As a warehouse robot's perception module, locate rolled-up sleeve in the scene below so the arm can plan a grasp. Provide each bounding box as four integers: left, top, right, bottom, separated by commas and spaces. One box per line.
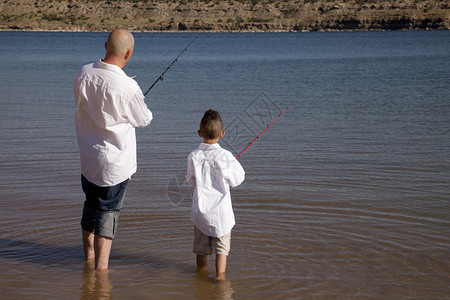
127, 92, 153, 128
224, 153, 245, 187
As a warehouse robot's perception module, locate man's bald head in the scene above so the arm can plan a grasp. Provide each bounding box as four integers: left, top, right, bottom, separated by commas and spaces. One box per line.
104, 29, 135, 68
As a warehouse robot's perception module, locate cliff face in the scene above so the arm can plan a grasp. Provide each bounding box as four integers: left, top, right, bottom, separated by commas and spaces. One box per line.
1, 0, 448, 32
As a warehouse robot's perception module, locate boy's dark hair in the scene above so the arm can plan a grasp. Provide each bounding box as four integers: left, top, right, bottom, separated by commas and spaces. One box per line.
200, 109, 223, 140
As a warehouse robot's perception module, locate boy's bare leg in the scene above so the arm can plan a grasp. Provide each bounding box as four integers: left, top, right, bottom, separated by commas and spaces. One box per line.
196, 254, 208, 272
82, 229, 95, 261
215, 254, 227, 281
95, 235, 113, 270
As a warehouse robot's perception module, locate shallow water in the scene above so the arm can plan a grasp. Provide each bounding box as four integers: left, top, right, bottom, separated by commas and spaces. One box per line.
0, 30, 449, 299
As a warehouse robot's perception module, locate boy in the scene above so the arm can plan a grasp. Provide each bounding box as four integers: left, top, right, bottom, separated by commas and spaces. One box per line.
186, 109, 245, 281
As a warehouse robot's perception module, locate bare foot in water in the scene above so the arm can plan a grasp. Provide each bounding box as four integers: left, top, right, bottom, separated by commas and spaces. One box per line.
196, 254, 208, 273
196, 265, 208, 273
215, 272, 227, 282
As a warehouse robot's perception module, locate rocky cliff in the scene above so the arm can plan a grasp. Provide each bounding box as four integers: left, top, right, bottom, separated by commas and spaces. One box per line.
1, 0, 448, 32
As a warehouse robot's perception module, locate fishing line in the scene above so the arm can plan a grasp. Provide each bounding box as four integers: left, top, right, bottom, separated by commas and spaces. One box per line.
236, 103, 295, 159
144, 38, 197, 96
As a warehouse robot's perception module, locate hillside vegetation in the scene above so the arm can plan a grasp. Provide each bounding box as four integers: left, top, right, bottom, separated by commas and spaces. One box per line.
1, 0, 448, 32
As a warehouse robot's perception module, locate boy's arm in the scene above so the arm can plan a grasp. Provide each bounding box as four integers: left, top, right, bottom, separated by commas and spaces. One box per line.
224, 154, 245, 187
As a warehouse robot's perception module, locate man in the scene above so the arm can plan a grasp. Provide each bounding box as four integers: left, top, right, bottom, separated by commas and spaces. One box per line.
74, 29, 152, 270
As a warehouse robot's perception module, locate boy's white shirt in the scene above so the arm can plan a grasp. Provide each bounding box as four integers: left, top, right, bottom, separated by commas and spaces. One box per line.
186, 142, 245, 237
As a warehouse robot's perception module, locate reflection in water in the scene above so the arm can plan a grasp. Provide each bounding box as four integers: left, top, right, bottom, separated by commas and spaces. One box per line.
194, 271, 235, 300
80, 261, 113, 300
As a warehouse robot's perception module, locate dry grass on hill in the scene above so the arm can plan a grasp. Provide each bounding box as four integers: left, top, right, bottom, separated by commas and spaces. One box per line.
0, 0, 448, 32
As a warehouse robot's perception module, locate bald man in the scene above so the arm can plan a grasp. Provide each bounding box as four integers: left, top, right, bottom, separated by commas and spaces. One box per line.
74, 29, 152, 270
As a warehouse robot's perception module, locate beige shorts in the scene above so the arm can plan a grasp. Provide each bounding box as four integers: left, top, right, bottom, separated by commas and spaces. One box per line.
193, 226, 231, 256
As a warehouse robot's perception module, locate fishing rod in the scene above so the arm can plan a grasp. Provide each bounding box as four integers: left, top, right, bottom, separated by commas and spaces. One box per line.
143, 38, 197, 96
236, 103, 295, 159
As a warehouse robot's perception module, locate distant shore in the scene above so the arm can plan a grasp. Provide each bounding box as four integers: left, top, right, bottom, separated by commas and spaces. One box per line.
1, 0, 448, 32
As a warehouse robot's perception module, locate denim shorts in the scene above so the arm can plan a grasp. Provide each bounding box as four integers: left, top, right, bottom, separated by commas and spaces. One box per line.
193, 226, 231, 256
80, 174, 129, 239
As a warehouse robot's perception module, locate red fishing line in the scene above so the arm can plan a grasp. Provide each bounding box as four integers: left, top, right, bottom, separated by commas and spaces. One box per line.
236, 103, 294, 159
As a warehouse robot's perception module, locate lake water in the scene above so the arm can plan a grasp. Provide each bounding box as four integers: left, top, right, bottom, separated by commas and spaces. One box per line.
0, 30, 449, 299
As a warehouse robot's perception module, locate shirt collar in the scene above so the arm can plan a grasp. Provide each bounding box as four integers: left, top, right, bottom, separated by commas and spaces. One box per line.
198, 142, 222, 151
94, 59, 126, 76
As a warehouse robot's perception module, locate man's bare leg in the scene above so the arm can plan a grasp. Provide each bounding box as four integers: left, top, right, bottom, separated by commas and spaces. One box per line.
82, 229, 95, 261
95, 235, 113, 270
215, 254, 227, 281
196, 254, 208, 272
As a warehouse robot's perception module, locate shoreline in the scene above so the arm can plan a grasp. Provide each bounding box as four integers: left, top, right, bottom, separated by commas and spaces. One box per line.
1, 27, 448, 34
1, 0, 448, 33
